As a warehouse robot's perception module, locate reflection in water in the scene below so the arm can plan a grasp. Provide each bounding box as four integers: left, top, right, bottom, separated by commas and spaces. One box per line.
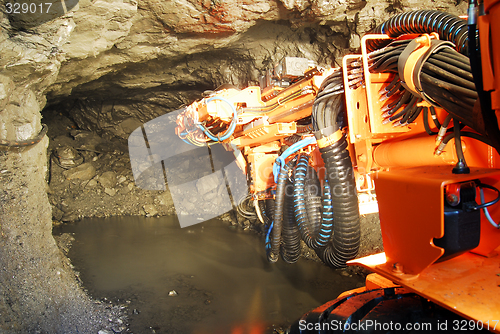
54, 216, 364, 333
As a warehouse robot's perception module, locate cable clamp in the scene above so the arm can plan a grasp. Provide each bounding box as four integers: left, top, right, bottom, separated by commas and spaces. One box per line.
398, 34, 455, 107
316, 129, 343, 149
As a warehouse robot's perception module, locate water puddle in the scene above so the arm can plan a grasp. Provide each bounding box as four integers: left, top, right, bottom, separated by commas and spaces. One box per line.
54, 216, 364, 333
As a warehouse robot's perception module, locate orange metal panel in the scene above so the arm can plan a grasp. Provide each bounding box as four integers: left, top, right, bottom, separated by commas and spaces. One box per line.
247, 152, 278, 194
350, 250, 500, 332
365, 273, 397, 290
481, 0, 500, 112
232, 122, 297, 148
336, 287, 367, 299
374, 166, 500, 275
372, 135, 499, 168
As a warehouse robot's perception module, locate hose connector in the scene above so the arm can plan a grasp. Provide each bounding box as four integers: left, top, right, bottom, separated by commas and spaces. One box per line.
435, 125, 448, 145
468, 0, 478, 25
434, 141, 447, 156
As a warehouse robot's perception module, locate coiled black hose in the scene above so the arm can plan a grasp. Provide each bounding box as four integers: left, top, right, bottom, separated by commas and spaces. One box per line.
368, 10, 469, 55
281, 177, 301, 264
293, 155, 334, 250
310, 68, 361, 267
305, 164, 322, 235
312, 71, 344, 131
316, 134, 361, 268
268, 157, 297, 263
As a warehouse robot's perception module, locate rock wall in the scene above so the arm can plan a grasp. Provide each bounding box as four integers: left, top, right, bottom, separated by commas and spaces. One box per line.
0, 0, 466, 332
39, 0, 466, 136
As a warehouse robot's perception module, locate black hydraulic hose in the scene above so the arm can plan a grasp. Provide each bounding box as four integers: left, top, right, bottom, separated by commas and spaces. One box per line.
259, 200, 271, 227
379, 76, 401, 95
389, 95, 418, 122
294, 155, 315, 248
425, 57, 474, 82
389, 90, 412, 112
430, 106, 442, 129
441, 47, 471, 62
313, 72, 345, 131
442, 130, 493, 147
315, 134, 361, 268
420, 77, 476, 109
305, 164, 322, 235
281, 177, 301, 264
454, 120, 466, 162
318, 181, 334, 248
420, 79, 477, 108
368, 10, 469, 55
369, 47, 407, 70
431, 53, 472, 72
373, 55, 400, 73
305, 197, 322, 236
400, 105, 422, 125
451, 119, 470, 174
293, 155, 334, 250
268, 157, 296, 263
423, 107, 438, 135
325, 95, 345, 129
421, 65, 477, 94
264, 199, 275, 230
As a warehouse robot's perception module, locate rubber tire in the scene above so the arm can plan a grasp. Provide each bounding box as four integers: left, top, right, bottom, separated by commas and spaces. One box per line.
288, 287, 489, 333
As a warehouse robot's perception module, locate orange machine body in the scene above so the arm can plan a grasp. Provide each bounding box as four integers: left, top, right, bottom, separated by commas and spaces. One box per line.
340, 30, 500, 332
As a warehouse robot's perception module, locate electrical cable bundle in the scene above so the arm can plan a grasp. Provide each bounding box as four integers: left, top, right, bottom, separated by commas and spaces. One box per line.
178, 97, 238, 147
368, 38, 479, 130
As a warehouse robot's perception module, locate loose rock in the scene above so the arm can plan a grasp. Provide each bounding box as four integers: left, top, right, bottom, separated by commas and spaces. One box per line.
143, 204, 158, 216
62, 163, 97, 181
104, 188, 117, 196
99, 171, 118, 189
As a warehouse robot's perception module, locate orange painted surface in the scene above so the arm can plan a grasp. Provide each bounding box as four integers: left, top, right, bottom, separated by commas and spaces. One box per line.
481, 0, 500, 114
374, 166, 500, 275
350, 250, 500, 333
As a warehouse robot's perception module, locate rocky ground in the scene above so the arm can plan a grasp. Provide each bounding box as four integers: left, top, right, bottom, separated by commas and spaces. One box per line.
44, 109, 176, 222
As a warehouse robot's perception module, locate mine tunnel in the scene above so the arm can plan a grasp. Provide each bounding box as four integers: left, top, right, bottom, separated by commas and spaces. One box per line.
2, 0, 500, 333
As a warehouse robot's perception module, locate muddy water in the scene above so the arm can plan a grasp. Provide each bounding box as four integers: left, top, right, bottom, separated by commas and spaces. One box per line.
54, 216, 364, 334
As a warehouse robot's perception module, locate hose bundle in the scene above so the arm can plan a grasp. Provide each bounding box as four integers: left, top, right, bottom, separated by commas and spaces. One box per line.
267, 157, 297, 263
367, 10, 469, 55
369, 38, 479, 130
293, 155, 333, 250
264, 68, 361, 268
312, 69, 345, 131
312, 69, 361, 268
281, 176, 302, 264
315, 135, 361, 267
262, 10, 488, 268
